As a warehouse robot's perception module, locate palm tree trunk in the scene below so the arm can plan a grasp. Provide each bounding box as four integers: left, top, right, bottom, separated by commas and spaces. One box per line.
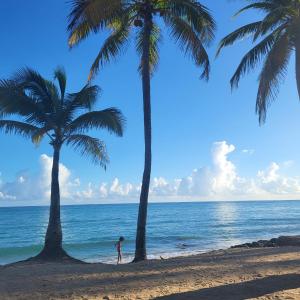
296, 41, 300, 99
133, 10, 153, 262
38, 144, 65, 259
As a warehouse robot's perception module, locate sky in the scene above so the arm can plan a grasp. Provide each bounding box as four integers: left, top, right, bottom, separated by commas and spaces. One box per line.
1, 0, 300, 206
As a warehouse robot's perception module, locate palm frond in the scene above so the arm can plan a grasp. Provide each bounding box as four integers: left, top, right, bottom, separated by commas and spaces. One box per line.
136, 23, 161, 75
68, 20, 94, 47
163, 0, 216, 45
165, 15, 210, 80
68, 0, 122, 47
88, 19, 131, 80
256, 32, 292, 123
60, 85, 100, 128
66, 134, 109, 168
64, 84, 99, 116
12, 67, 54, 111
216, 22, 262, 57
230, 27, 285, 89
234, 2, 278, 17
253, 10, 289, 41
0, 79, 48, 125
31, 126, 52, 145
54, 66, 67, 101
66, 108, 125, 136
0, 120, 40, 139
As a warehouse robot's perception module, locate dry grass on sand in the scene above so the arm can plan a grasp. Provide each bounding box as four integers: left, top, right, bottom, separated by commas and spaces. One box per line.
1, 247, 300, 299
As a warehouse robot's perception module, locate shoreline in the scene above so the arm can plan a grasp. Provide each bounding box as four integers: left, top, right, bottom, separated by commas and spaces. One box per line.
3, 235, 300, 267
1, 238, 300, 299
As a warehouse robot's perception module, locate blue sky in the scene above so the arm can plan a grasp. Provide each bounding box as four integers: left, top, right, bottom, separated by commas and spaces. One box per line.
1, 0, 300, 206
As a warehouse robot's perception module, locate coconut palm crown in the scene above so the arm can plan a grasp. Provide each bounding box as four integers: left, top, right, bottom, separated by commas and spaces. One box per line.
68, 0, 215, 80
67, 0, 215, 262
217, 0, 300, 123
0, 67, 125, 259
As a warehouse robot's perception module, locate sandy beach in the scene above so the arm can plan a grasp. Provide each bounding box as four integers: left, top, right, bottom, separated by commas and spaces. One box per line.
1, 246, 300, 300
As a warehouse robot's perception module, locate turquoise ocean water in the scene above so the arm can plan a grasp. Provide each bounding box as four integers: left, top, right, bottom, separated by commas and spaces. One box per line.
1, 201, 300, 265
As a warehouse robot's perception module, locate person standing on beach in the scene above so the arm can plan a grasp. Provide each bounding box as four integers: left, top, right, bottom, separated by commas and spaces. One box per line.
115, 237, 124, 264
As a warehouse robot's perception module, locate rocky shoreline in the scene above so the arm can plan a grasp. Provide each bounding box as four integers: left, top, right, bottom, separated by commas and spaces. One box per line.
231, 235, 300, 249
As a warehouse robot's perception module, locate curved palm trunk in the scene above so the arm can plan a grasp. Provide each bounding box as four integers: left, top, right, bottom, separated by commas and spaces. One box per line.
134, 11, 153, 262
296, 41, 300, 99
39, 144, 65, 259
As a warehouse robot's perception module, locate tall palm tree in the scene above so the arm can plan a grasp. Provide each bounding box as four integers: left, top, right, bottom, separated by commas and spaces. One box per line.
0, 67, 125, 259
67, 0, 215, 262
217, 0, 300, 123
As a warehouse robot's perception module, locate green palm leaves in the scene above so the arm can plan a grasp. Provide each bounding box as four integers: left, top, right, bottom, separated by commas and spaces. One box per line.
0, 67, 125, 167
67, 0, 216, 80
217, 0, 300, 123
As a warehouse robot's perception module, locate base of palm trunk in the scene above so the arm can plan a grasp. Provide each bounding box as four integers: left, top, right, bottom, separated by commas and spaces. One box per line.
132, 258, 146, 263
35, 246, 68, 260
29, 246, 81, 263
132, 253, 147, 263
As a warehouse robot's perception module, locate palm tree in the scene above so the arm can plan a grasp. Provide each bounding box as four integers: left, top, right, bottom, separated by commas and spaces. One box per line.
217, 0, 300, 123
0, 67, 125, 260
67, 0, 215, 262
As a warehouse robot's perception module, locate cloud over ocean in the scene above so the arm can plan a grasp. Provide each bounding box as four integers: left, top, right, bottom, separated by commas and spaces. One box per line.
1, 141, 300, 206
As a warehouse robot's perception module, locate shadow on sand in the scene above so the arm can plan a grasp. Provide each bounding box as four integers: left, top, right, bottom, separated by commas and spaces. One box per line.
155, 273, 300, 300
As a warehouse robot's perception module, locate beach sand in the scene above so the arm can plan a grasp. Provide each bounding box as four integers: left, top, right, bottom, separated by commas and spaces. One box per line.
1, 247, 300, 299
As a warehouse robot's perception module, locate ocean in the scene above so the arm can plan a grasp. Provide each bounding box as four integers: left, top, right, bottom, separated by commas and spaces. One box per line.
1, 201, 300, 265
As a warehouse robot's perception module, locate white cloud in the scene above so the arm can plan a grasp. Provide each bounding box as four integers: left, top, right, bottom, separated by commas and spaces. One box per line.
1, 141, 300, 206
211, 142, 237, 192
258, 162, 280, 184
242, 149, 255, 155
282, 160, 294, 168
177, 142, 239, 198
257, 162, 300, 195
0, 191, 16, 201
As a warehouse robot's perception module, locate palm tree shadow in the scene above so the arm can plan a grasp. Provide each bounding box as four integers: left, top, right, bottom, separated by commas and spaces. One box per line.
155, 274, 300, 300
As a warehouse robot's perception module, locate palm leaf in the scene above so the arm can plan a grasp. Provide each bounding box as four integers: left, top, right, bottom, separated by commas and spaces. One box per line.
233, 2, 278, 17
66, 134, 109, 167
165, 15, 210, 79
0, 120, 40, 139
256, 32, 292, 123
230, 26, 286, 89
12, 68, 54, 112
216, 22, 262, 57
88, 19, 131, 80
68, 0, 122, 47
66, 108, 125, 136
54, 67, 67, 101
0, 79, 48, 126
68, 20, 95, 47
31, 126, 52, 145
163, 0, 216, 45
253, 10, 289, 41
136, 23, 161, 75
63, 84, 100, 123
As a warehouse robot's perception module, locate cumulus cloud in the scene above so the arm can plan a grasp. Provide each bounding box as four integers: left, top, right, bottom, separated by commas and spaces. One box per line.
257, 162, 300, 195
176, 142, 240, 198
0, 155, 80, 206
1, 141, 300, 206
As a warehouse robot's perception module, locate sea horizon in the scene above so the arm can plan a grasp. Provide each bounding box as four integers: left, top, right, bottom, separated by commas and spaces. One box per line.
1, 198, 300, 209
